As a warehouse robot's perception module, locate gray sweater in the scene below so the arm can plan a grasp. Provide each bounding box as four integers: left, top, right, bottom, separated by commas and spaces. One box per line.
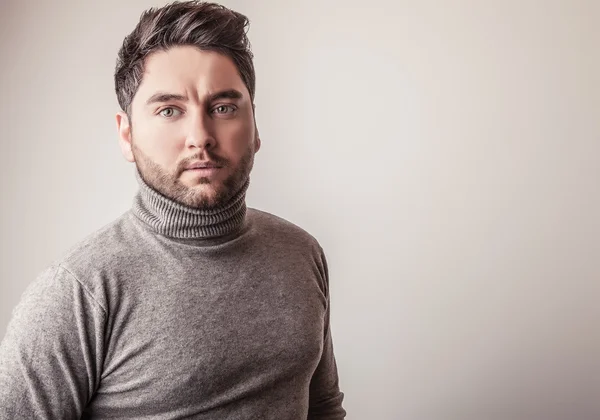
0, 172, 346, 419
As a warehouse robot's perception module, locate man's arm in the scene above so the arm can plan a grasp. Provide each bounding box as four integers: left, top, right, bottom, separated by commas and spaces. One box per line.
308, 250, 346, 420
0, 265, 105, 419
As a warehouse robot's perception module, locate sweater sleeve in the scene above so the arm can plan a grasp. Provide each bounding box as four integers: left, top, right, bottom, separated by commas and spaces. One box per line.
0, 265, 106, 419
308, 250, 346, 420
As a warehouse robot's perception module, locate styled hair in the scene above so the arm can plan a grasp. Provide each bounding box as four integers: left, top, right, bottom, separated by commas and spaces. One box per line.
114, 1, 255, 113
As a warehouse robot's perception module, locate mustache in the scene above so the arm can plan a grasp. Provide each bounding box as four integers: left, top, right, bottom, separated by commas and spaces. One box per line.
177, 152, 229, 172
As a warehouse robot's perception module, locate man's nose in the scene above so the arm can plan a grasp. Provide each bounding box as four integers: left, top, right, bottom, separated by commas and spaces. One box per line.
185, 114, 216, 150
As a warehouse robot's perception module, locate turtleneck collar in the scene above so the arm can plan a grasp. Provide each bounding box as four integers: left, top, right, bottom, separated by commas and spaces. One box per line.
131, 169, 248, 239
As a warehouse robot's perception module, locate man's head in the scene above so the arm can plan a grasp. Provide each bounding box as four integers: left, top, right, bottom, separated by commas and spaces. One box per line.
114, 1, 260, 209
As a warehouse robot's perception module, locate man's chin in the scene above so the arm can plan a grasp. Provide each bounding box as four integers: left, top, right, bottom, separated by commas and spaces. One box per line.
178, 184, 225, 209
183, 177, 213, 187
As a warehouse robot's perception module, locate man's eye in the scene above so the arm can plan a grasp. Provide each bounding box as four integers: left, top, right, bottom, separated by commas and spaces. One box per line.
159, 108, 182, 118
213, 105, 235, 115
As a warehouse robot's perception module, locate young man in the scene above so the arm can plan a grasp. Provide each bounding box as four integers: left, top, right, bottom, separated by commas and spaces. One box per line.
0, 2, 346, 418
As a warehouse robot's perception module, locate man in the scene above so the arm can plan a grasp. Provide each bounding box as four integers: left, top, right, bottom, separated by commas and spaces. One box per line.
0, 1, 346, 418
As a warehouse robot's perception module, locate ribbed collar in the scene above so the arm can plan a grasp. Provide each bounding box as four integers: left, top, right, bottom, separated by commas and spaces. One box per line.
131, 169, 248, 239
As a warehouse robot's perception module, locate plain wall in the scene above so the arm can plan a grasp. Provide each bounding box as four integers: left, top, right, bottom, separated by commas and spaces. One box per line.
1, 0, 599, 419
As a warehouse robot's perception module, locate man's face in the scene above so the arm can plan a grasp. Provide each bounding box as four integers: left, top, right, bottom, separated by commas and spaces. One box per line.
116, 46, 260, 209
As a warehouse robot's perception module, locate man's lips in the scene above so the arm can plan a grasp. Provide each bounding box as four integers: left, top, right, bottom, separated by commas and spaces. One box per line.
182, 161, 224, 177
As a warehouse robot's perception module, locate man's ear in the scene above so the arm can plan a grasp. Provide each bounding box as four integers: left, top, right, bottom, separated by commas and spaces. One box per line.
254, 127, 261, 153
253, 103, 261, 153
116, 111, 135, 162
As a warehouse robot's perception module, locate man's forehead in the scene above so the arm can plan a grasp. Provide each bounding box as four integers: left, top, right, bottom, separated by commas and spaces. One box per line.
137, 46, 247, 100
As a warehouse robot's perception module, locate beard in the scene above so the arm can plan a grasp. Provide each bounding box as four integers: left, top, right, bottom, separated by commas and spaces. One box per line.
132, 141, 255, 210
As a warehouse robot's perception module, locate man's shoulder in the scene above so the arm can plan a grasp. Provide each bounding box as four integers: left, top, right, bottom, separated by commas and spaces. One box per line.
246, 208, 323, 251
55, 211, 137, 273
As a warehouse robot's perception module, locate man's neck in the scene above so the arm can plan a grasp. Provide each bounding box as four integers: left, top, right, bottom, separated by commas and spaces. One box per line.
131, 169, 249, 239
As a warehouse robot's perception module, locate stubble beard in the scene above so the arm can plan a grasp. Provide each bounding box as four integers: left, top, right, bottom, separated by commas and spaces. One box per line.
132, 141, 254, 210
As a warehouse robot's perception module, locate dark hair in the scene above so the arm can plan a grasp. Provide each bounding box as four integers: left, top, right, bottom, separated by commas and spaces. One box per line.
114, 1, 255, 113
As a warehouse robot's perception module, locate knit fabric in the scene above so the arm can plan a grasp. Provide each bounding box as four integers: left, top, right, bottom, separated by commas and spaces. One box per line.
0, 173, 345, 419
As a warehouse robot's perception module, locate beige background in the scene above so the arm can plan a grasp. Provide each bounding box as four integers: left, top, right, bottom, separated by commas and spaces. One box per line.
1, 0, 599, 419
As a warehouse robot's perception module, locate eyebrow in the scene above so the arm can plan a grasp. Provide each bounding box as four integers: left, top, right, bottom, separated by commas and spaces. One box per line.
145, 89, 244, 106
208, 89, 244, 102
145, 92, 187, 106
